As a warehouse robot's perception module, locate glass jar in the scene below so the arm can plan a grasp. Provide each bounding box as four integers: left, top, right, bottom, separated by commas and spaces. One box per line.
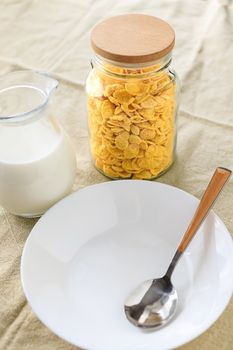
0, 71, 77, 217
86, 14, 179, 180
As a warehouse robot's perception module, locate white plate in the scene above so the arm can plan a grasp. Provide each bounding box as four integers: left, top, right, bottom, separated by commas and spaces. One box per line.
21, 181, 233, 350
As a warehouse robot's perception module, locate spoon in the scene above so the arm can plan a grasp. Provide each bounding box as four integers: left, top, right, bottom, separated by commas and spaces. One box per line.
124, 167, 231, 329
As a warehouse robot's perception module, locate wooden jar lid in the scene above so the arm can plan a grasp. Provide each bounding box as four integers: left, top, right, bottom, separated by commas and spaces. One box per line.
91, 14, 175, 64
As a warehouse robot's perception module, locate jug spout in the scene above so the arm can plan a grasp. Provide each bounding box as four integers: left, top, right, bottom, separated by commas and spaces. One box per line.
37, 71, 59, 96
0, 70, 59, 124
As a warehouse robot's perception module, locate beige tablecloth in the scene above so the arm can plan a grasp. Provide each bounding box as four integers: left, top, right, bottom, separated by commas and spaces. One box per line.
0, 0, 233, 349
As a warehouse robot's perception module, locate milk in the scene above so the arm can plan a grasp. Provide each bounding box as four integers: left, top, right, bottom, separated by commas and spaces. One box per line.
0, 118, 76, 217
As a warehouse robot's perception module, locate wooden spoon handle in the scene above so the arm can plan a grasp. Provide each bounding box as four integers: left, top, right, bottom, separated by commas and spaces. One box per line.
178, 167, 231, 253
165, 167, 231, 279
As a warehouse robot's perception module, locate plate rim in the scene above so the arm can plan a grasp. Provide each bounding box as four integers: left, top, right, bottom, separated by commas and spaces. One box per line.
20, 180, 233, 350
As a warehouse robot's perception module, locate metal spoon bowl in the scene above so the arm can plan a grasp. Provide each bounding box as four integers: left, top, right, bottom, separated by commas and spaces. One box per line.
125, 277, 177, 328
124, 167, 231, 329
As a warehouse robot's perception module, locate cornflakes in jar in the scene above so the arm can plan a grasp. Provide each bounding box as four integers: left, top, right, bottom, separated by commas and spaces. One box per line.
86, 14, 179, 180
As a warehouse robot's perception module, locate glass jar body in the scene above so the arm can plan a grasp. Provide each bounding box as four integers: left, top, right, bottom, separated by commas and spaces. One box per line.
86, 55, 179, 180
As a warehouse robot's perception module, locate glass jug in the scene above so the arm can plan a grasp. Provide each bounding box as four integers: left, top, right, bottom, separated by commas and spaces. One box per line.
0, 71, 77, 217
